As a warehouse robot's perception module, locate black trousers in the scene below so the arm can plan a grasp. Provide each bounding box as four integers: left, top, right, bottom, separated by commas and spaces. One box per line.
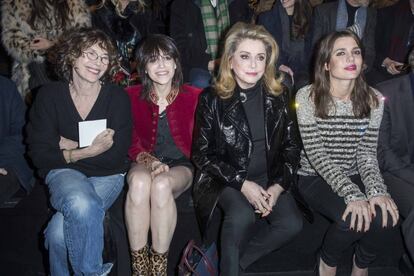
383, 172, 414, 261
217, 187, 303, 275
298, 175, 395, 268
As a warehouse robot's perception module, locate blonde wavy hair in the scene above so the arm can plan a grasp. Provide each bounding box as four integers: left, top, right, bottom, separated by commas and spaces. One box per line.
215, 22, 283, 99
98, 0, 146, 17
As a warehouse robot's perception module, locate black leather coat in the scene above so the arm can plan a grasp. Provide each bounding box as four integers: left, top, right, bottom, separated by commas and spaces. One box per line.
191, 85, 301, 233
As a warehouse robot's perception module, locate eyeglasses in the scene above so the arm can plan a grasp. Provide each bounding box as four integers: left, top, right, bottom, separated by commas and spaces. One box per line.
83, 51, 110, 65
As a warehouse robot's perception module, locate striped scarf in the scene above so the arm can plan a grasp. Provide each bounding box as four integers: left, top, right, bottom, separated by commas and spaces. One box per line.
335, 0, 367, 39
200, 0, 230, 59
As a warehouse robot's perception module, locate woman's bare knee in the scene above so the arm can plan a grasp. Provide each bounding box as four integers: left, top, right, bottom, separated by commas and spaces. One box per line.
151, 175, 173, 208
127, 168, 151, 206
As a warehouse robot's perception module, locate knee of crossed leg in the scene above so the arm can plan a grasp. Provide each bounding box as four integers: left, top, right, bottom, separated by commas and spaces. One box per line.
63, 192, 103, 223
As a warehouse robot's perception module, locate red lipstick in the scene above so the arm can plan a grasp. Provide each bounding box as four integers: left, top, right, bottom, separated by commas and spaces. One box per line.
345, 64, 357, 71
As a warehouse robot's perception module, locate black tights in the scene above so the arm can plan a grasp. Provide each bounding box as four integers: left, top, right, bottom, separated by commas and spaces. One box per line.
298, 175, 395, 268
217, 187, 303, 275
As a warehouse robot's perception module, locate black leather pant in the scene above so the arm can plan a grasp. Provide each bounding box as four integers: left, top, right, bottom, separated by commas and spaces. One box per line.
298, 174, 395, 268
217, 187, 303, 275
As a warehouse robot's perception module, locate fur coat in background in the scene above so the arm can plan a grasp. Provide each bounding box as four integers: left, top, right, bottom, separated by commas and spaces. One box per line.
1, 0, 91, 98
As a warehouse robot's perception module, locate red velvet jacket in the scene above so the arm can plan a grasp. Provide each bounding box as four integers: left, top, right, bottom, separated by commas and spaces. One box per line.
126, 84, 202, 162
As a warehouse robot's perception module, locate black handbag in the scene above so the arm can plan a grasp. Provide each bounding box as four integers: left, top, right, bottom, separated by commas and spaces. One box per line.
178, 240, 219, 276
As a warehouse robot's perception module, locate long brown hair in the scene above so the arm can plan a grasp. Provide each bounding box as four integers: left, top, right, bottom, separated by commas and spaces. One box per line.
291, 0, 312, 40
311, 30, 378, 118
28, 0, 70, 29
215, 22, 283, 99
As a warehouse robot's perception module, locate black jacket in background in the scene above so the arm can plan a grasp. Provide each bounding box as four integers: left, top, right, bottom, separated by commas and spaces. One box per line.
170, 0, 214, 82
373, 0, 414, 68
377, 74, 414, 183
92, 1, 168, 67
191, 85, 301, 233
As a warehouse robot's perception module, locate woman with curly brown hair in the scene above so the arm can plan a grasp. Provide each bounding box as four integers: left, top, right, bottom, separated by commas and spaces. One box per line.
27, 28, 132, 276
1, 0, 90, 98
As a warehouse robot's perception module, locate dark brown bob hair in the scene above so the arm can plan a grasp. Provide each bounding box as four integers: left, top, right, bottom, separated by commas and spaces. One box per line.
48, 28, 117, 83
312, 30, 378, 118
135, 34, 183, 101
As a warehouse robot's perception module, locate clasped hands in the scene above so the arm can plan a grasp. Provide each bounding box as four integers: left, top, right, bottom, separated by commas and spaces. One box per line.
342, 195, 399, 232
59, 129, 114, 161
149, 160, 169, 179
241, 180, 284, 218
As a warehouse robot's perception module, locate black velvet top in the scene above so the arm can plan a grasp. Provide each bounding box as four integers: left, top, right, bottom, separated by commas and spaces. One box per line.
153, 110, 185, 162
240, 81, 268, 187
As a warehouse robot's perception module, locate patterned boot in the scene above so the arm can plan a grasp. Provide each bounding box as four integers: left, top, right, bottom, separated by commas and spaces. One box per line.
149, 247, 168, 276
131, 245, 150, 276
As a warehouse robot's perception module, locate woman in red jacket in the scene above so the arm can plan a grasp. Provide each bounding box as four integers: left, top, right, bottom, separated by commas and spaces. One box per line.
125, 34, 201, 276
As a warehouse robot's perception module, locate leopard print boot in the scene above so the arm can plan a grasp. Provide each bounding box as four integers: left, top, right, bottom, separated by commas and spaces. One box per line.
131, 245, 150, 276
149, 247, 168, 276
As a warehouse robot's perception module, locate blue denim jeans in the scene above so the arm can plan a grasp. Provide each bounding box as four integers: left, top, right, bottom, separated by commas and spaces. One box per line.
44, 168, 124, 276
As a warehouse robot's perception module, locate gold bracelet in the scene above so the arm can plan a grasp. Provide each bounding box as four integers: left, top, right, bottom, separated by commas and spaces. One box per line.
68, 149, 73, 163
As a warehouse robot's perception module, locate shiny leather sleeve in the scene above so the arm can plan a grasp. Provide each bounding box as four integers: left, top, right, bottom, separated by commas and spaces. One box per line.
275, 93, 301, 190
283, 103, 301, 167
192, 92, 245, 190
